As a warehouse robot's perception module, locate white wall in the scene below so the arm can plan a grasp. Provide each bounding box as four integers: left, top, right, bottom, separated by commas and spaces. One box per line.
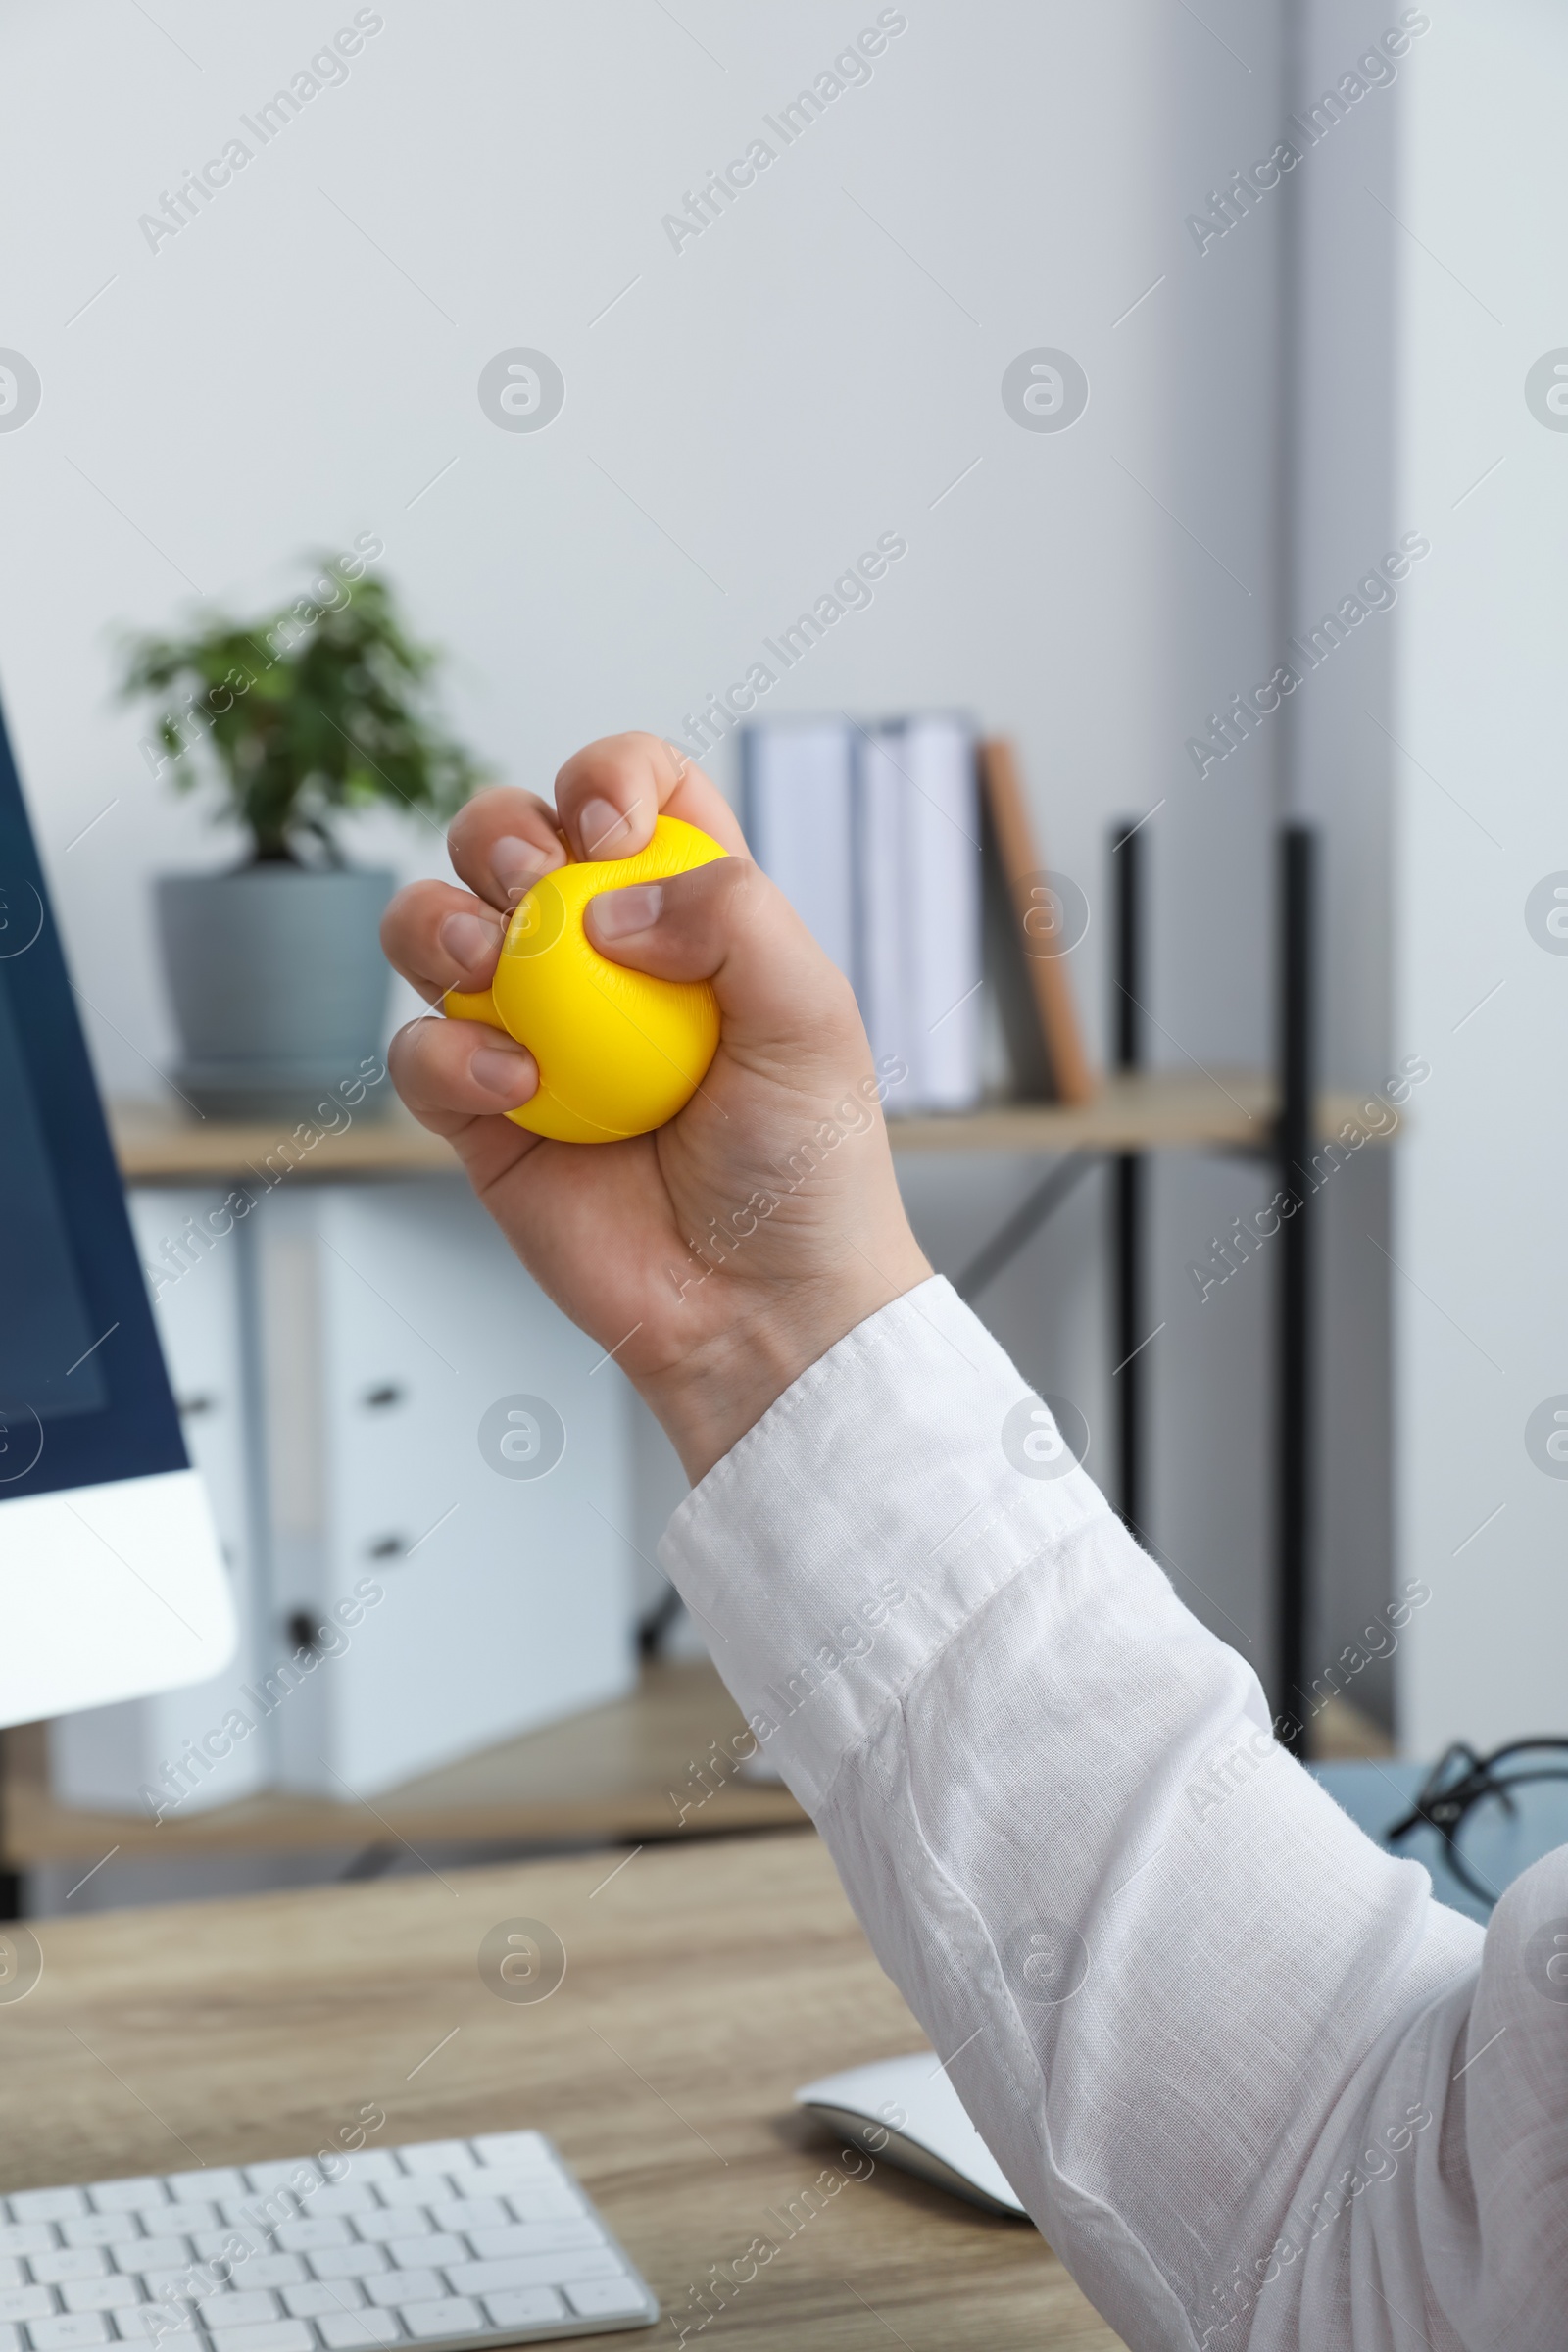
1394, 0, 1568, 1752
1247, 0, 1416, 1725
1, 0, 1399, 1712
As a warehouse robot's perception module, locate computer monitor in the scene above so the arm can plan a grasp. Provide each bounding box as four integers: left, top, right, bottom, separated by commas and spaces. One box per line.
0, 691, 235, 1728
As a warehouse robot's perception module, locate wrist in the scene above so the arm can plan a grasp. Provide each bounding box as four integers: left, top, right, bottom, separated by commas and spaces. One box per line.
642, 1245, 931, 1484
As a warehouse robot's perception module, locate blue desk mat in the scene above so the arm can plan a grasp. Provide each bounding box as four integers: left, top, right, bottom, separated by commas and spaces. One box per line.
1309, 1761, 1568, 1925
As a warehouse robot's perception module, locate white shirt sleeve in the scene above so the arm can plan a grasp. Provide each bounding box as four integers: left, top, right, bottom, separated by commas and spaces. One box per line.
658, 1278, 1568, 2352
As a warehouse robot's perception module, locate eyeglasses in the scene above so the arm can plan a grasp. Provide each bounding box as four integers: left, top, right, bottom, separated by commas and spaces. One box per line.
1387, 1740, 1568, 1911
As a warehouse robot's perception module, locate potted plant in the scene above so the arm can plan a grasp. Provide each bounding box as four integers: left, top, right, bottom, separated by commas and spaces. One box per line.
122, 548, 485, 1117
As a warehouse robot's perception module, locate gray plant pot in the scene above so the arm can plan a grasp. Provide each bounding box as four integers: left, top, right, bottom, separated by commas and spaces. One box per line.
156, 866, 396, 1120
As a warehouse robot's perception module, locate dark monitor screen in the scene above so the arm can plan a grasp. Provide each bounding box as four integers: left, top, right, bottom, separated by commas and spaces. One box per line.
0, 694, 185, 1498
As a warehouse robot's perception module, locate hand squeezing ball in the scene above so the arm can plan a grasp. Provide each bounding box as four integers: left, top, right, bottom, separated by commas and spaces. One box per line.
442, 814, 728, 1142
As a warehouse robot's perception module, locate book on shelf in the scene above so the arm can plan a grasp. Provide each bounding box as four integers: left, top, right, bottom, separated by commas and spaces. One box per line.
738, 717, 856, 978
740, 713, 1093, 1113
977, 736, 1094, 1105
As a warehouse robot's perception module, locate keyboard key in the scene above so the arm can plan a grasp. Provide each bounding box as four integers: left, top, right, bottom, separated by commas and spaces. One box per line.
241, 2171, 319, 2201
279, 2284, 363, 2320
190, 2234, 249, 2268
396, 2300, 481, 2341
478, 2288, 564, 2329
390, 2150, 470, 2182
0, 2324, 17, 2352
451, 2169, 548, 2207
355, 2185, 427, 2216
469, 2134, 550, 2171
444, 2252, 623, 2296
152, 2212, 214, 2242
9, 2199, 84, 2229
220, 2203, 305, 2243
379, 2244, 461, 2277
110, 2239, 191, 2275
58, 2285, 141, 2316
300, 2192, 374, 2223
215, 2209, 275, 2240
112, 2309, 193, 2341
0, 2274, 17, 2297
317, 2159, 399, 2190
314, 2319, 399, 2351
57, 2227, 130, 2255
30, 2257, 108, 2288
29, 2315, 114, 2350
206, 2324, 314, 2352
83, 2193, 164, 2221
363, 2276, 440, 2311
465, 2222, 603, 2261
501, 2189, 583, 2225
221, 2242, 282, 2280
194, 2296, 278, 2328
271, 2225, 348, 2256
0, 2236, 53, 2262
565, 2278, 650, 2319
301, 2252, 383, 2285
423, 2202, 505, 2238
218, 2262, 307, 2295
160, 2179, 245, 2209
339, 2221, 411, 2250
0, 2290, 53, 2324
135, 2275, 204, 2304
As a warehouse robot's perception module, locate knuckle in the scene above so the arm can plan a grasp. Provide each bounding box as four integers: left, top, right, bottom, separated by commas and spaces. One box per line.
449, 786, 550, 853
710, 856, 758, 916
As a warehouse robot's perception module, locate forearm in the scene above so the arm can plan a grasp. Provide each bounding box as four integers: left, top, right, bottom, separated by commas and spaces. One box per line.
658, 1279, 1487, 2350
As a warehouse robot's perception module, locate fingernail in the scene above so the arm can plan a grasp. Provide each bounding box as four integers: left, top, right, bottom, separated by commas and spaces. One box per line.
577, 797, 633, 859
440, 910, 503, 972
471, 1043, 536, 1102
590, 882, 662, 939
490, 834, 564, 904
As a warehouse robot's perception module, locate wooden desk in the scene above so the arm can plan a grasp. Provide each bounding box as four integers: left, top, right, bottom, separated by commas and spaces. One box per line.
0, 1832, 1124, 2349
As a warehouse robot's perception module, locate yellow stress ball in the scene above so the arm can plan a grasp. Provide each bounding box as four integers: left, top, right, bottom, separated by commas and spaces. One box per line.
443, 814, 727, 1143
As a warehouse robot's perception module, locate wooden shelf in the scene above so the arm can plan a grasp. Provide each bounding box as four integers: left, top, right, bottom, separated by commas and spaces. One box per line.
110, 1071, 1395, 1183
2, 1659, 804, 1866
110, 1100, 455, 1183
887, 1068, 1395, 1152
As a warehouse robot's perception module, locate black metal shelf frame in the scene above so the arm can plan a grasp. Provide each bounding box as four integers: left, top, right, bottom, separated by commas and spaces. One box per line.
954, 818, 1317, 1751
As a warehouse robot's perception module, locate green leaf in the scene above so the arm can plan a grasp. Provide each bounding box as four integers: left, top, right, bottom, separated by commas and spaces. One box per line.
118, 555, 490, 862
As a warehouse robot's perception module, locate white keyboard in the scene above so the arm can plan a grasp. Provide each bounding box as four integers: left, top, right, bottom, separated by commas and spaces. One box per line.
0, 2133, 658, 2351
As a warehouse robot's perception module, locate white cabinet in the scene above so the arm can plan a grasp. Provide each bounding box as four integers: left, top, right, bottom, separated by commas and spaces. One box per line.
255, 1180, 637, 1794
49, 1188, 269, 1816
49, 1177, 639, 1812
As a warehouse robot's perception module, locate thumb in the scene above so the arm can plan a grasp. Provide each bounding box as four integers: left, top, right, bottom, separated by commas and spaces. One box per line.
583, 855, 859, 1054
